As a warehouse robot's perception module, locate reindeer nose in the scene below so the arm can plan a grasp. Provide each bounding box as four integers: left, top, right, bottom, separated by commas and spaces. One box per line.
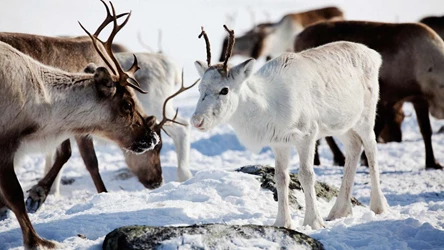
191, 115, 204, 128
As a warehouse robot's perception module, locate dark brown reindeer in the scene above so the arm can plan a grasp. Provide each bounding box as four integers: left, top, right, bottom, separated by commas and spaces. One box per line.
294, 20, 444, 170
0, 2, 163, 249
219, 6, 344, 62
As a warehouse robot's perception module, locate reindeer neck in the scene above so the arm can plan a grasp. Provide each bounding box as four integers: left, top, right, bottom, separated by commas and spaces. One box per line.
37, 67, 104, 133
40, 67, 94, 91
228, 75, 273, 152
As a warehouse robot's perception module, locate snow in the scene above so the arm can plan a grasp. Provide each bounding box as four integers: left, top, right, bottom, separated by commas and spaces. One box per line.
1, 0, 444, 249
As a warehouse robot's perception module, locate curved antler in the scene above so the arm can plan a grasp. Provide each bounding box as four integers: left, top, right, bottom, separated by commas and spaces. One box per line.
222, 24, 235, 73
156, 70, 199, 130
79, 0, 147, 94
198, 26, 211, 67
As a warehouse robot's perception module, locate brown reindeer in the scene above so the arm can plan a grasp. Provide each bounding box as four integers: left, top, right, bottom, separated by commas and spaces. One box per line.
219, 6, 344, 61
294, 20, 444, 170
0, 2, 162, 248
0, 2, 180, 214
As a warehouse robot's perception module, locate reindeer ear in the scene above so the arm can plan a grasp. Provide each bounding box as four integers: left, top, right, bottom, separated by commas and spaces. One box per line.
94, 67, 116, 98
194, 61, 208, 77
228, 58, 255, 81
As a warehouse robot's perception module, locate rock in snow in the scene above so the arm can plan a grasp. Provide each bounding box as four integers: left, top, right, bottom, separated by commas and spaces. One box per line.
103, 224, 324, 250
236, 165, 363, 209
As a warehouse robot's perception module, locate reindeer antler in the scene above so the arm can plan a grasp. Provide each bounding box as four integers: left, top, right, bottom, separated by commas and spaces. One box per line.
79, 1, 147, 94
198, 26, 211, 67
222, 24, 235, 73
156, 70, 199, 130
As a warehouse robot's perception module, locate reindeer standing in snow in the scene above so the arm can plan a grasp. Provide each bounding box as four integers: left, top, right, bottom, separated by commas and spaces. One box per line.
0, 1, 193, 213
0, 3, 162, 248
191, 26, 388, 229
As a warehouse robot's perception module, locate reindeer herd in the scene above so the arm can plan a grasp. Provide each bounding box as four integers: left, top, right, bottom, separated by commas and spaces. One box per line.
1, 1, 444, 249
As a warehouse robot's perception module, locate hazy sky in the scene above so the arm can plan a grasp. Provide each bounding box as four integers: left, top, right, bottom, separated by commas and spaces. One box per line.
1, 0, 443, 81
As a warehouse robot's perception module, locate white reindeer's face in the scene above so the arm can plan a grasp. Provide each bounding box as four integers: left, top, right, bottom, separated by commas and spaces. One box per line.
191, 59, 255, 132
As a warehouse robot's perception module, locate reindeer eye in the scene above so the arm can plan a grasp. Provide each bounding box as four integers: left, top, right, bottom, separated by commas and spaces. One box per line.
219, 87, 229, 95
122, 101, 133, 113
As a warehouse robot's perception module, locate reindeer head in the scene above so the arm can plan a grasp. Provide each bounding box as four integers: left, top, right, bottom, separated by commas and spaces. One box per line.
122, 70, 198, 189
219, 22, 276, 61
192, 26, 255, 131
122, 126, 163, 189
79, 0, 159, 153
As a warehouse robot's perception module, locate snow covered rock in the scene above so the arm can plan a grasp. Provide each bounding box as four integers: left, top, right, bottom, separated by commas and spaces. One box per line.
103, 224, 324, 250
236, 165, 363, 209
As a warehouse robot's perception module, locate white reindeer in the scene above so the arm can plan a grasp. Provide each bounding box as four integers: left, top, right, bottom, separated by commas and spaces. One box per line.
191, 26, 389, 229
116, 52, 192, 182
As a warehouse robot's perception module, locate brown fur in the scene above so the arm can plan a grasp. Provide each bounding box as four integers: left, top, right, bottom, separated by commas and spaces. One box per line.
0, 38, 159, 249
287, 6, 344, 28
420, 16, 444, 39
295, 20, 444, 169
219, 6, 344, 61
0, 32, 163, 194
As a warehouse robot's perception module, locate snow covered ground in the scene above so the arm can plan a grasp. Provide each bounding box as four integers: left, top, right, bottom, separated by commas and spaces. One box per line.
1, 0, 444, 249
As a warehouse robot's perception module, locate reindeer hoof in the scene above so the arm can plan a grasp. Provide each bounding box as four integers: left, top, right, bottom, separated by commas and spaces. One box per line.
426, 162, 443, 170
26, 185, 49, 213
177, 169, 192, 182
26, 237, 60, 250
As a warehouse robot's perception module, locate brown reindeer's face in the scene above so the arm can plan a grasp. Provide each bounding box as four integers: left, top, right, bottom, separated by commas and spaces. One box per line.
123, 126, 163, 189
93, 67, 160, 153
219, 24, 274, 61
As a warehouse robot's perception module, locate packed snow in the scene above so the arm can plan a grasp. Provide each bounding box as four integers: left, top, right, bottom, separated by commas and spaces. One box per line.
1, 0, 444, 249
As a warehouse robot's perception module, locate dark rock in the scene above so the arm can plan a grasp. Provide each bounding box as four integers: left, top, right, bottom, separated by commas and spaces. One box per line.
103, 224, 324, 250
236, 165, 363, 208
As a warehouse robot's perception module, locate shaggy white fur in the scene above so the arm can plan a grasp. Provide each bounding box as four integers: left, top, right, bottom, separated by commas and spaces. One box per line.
191, 41, 389, 229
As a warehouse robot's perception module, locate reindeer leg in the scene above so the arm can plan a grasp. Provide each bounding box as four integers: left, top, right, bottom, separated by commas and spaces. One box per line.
313, 140, 321, 166
361, 102, 387, 166
163, 116, 192, 182
413, 99, 443, 170
1, 154, 57, 249
272, 146, 293, 228
76, 135, 107, 192
296, 137, 324, 230
26, 139, 72, 213
325, 137, 345, 166
327, 130, 361, 220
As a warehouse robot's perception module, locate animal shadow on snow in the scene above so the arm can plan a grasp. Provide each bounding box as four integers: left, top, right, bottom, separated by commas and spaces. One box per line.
383, 191, 444, 207
190, 133, 246, 156
311, 218, 444, 250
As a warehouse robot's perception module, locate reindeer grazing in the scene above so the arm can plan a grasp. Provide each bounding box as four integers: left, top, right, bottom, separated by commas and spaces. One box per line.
192, 26, 388, 229
30, 56, 196, 213
295, 20, 444, 170
0, 1, 193, 213
0, 2, 162, 248
219, 6, 344, 61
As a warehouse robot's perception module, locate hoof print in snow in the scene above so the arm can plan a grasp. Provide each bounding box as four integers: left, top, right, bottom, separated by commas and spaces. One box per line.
236, 165, 363, 207
103, 224, 324, 250
113, 168, 135, 181
61, 177, 75, 185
